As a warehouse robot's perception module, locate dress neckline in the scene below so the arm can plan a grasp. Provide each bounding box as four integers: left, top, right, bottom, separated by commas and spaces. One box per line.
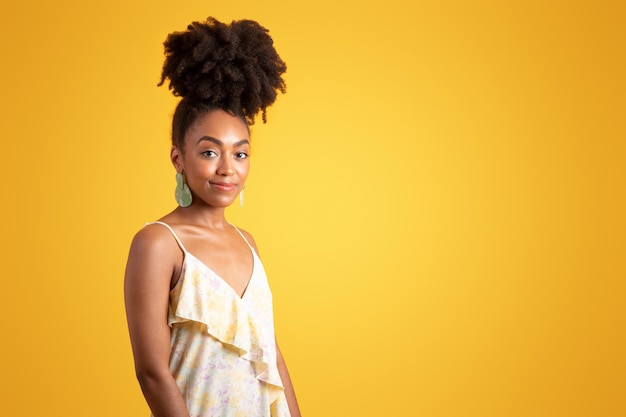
148, 221, 256, 300
178, 250, 256, 300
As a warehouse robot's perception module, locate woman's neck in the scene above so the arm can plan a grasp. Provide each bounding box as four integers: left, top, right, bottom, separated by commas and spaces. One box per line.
170, 205, 230, 230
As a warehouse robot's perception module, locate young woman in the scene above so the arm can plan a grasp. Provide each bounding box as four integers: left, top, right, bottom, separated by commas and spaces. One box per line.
124, 18, 301, 417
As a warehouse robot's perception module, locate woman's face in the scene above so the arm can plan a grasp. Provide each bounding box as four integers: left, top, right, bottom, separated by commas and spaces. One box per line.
172, 109, 250, 208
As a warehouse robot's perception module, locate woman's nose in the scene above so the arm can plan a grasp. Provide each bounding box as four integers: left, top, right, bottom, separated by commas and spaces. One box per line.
217, 156, 234, 176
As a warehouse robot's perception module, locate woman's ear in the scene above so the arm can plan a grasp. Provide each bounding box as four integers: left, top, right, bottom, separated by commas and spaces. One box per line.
171, 146, 184, 172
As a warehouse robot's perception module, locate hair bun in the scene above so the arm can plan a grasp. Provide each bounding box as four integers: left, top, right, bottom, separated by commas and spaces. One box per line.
158, 17, 286, 124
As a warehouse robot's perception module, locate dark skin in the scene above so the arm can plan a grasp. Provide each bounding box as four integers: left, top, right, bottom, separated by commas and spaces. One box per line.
124, 109, 301, 417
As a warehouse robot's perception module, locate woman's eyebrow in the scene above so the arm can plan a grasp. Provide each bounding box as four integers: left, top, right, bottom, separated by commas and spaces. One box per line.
197, 136, 249, 147
234, 139, 250, 147
197, 136, 223, 146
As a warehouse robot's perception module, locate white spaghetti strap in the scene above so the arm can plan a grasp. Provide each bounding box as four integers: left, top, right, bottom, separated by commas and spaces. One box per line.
229, 223, 254, 251
146, 221, 188, 253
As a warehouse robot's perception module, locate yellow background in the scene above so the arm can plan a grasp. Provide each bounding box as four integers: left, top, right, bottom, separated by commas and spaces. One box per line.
1, 1, 624, 416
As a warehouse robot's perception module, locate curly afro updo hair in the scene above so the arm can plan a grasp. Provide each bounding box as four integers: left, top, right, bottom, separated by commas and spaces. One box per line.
158, 17, 287, 148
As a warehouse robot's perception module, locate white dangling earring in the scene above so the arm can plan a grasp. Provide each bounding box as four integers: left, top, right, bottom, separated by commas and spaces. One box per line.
239, 185, 245, 208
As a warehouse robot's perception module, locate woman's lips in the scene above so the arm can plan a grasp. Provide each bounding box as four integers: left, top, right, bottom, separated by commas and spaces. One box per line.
210, 182, 237, 192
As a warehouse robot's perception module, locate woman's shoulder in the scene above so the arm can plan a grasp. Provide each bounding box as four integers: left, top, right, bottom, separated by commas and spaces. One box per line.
130, 221, 182, 258
232, 225, 260, 255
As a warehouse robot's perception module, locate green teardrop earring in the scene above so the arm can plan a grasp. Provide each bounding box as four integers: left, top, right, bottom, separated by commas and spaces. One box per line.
175, 172, 192, 207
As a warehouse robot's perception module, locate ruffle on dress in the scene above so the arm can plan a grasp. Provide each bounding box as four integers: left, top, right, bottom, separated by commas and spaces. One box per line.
168, 253, 285, 404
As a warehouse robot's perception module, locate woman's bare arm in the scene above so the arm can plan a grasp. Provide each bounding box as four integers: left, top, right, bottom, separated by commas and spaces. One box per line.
124, 226, 190, 417
276, 339, 302, 417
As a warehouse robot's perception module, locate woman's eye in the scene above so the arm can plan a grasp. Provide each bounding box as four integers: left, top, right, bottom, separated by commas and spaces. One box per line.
202, 150, 218, 157
236, 152, 249, 159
